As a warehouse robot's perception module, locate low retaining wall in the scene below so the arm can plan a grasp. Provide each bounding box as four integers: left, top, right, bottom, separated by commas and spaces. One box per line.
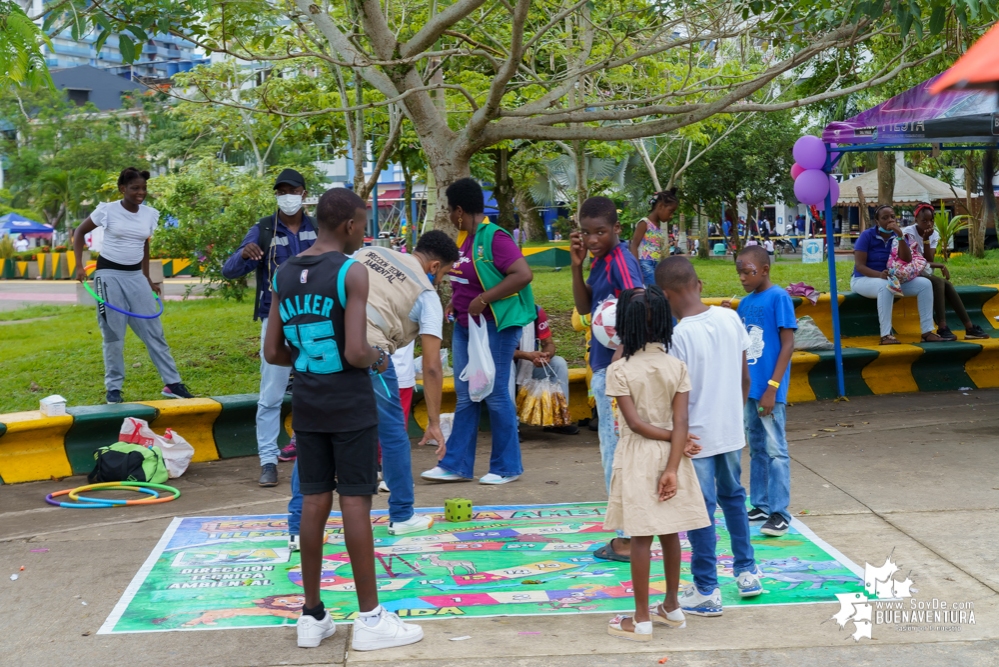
2, 286, 997, 485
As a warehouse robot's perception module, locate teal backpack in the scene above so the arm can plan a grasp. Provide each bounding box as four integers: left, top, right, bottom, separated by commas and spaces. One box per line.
88, 442, 169, 485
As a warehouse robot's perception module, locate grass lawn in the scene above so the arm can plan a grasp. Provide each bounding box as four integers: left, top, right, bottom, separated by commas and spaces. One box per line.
2, 250, 997, 413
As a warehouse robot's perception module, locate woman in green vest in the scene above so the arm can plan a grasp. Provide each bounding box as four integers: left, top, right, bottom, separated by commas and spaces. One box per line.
420, 178, 535, 485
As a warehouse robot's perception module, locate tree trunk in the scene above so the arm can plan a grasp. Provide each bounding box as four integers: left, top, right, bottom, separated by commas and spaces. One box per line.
490, 148, 517, 231
978, 150, 997, 260
697, 204, 709, 259
402, 164, 414, 242
966, 152, 985, 257
677, 212, 687, 255
877, 152, 895, 205
514, 189, 546, 242
574, 140, 587, 222
425, 157, 472, 236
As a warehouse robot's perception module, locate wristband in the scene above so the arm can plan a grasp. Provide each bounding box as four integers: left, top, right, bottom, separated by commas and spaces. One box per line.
370, 345, 386, 373
767, 380, 780, 389
477, 295, 489, 307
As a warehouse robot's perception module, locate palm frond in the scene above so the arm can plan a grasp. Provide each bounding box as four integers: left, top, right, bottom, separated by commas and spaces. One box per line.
0, 1, 53, 89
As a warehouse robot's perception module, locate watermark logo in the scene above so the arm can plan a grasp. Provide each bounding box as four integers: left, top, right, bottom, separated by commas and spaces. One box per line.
831, 553, 975, 640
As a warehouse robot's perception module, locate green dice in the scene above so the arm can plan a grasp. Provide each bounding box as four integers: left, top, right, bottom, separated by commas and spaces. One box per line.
444, 497, 473, 522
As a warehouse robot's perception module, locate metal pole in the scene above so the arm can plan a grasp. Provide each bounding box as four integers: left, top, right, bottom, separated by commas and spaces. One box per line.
411, 197, 418, 247
371, 181, 379, 238
824, 144, 846, 398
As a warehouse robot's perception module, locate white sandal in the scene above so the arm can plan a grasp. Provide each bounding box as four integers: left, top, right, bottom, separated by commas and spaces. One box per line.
607, 615, 653, 641
649, 602, 686, 629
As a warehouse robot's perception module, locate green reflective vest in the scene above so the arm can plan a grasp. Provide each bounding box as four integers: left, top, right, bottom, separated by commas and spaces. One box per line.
469, 221, 536, 331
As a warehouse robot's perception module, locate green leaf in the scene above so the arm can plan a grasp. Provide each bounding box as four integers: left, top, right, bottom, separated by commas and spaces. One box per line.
928, 5, 946, 34
966, 0, 980, 20
95, 29, 110, 55
118, 34, 136, 63
127, 26, 149, 42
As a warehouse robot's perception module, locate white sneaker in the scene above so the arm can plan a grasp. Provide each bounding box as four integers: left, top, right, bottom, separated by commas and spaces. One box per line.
420, 466, 468, 482
736, 566, 764, 598
351, 610, 424, 651
679, 586, 723, 617
388, 514, 434, 536
296, 611, 336, 648
378, 480, 390, 493
479, 473, 520, 485
288, 534, 300, 552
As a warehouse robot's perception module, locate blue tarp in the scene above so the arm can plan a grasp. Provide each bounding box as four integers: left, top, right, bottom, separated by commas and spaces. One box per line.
0, 213, 53, 235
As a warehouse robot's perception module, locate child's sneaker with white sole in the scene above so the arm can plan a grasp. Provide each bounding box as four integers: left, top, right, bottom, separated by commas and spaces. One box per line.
296, 611, 336, 648
351, 607, 424, 651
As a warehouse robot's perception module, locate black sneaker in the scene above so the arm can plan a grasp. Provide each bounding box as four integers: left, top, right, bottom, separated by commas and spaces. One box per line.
544, 424, 580, 435
747, 507, 769, 522
106, 389, 123, 404
760, 514, 790, 537
259, 463, 278, 487
588, 415, 599, 432
162, 383, 194, 399
936, 327, 958, 341
964, 324, 989, 340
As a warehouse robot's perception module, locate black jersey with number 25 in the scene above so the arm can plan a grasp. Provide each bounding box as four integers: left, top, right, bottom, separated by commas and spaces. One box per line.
273, 252, 376, 434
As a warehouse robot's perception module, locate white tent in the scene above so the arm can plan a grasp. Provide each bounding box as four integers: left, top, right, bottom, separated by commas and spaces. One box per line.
836, 164, 971, 206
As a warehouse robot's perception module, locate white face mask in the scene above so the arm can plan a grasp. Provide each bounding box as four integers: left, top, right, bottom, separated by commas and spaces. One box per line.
276, 194, 302, 216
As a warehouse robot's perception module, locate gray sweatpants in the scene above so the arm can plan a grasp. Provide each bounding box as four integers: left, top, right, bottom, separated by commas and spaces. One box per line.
94, 269, 181, 392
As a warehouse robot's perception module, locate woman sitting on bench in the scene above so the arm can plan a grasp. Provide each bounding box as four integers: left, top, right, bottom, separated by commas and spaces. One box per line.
850, 205, 943, 346
903, 204, 989, 341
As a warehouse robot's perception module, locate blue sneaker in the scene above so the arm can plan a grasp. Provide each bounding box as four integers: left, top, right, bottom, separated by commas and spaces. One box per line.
679, 586, 723, 617
736, 567, 764, 598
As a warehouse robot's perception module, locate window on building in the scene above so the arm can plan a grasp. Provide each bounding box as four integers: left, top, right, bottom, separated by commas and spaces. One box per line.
66, 89, 90, 106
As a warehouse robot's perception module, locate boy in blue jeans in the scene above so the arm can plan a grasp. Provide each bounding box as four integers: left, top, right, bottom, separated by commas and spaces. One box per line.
658, 257, 762, 616
569, 196, 642, 562
727, 245, 796, 537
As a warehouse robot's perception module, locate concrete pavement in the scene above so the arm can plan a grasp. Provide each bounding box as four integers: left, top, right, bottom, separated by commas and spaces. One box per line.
1, 390, 997, 666
0, 278, 206, 311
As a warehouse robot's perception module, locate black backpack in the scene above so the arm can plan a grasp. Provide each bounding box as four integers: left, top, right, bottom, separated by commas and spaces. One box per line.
252, 213, 279, 321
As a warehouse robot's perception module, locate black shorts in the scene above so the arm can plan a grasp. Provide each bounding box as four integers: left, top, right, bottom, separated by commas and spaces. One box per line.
295, 427, 379, 496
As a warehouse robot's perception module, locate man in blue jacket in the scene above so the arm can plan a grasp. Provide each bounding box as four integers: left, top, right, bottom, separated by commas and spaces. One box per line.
222, 168, 317, 487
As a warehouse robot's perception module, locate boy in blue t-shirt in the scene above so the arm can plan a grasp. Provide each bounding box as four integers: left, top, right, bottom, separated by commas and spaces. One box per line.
570, 196, 643, 562
726, 246, 797, 537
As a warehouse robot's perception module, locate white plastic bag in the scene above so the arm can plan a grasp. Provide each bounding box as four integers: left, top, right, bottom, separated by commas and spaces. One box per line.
119, 417, 194, 478
460, 315, 495, 402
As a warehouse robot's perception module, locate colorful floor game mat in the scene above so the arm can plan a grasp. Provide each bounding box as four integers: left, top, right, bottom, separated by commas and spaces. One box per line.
99, 502, 864, 633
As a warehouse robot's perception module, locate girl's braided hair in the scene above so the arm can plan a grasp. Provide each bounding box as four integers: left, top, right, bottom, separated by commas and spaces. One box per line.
647, 187, 679, 214
614, 286, 674, 360
913, 202, 935, 219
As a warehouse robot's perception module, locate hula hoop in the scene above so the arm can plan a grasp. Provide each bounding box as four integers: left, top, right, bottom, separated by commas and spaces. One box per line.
45, 484, 157, 509
45, 481, 180, 508
83, 276, 164, 320
73, 485, 160, 506
68, 481, 180, 505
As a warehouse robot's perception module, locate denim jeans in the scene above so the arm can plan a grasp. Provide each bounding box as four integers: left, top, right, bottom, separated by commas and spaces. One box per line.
370, 358, 416, 523
743, 399, 791, 522
850, 274, 934, 337
440, 320, 523, 479
639, 259, 658, 287
591, 368, 626, 539
256, 318, 291, 466
687, 450, 756, 594
288, 461, 301, 535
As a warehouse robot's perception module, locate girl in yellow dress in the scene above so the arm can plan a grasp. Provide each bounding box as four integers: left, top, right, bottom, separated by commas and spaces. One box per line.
603, 286, 710, 641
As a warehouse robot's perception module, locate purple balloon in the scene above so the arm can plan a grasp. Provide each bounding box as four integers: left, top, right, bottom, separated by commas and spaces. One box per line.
791, 163, 805, 180
793, 136, 827, 170
794, 169, 829, 205
828, 175, 840, 205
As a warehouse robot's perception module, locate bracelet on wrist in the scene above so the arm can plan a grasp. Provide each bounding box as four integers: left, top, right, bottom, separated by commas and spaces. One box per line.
767, 379, 781, 389
370, 345, 386, 373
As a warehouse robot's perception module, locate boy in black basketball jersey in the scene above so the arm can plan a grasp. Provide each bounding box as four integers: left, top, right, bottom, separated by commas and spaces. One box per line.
264, 188, 424, 652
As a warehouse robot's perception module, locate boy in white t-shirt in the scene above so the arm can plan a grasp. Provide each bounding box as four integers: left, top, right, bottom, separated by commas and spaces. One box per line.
657, 256, 762, 617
